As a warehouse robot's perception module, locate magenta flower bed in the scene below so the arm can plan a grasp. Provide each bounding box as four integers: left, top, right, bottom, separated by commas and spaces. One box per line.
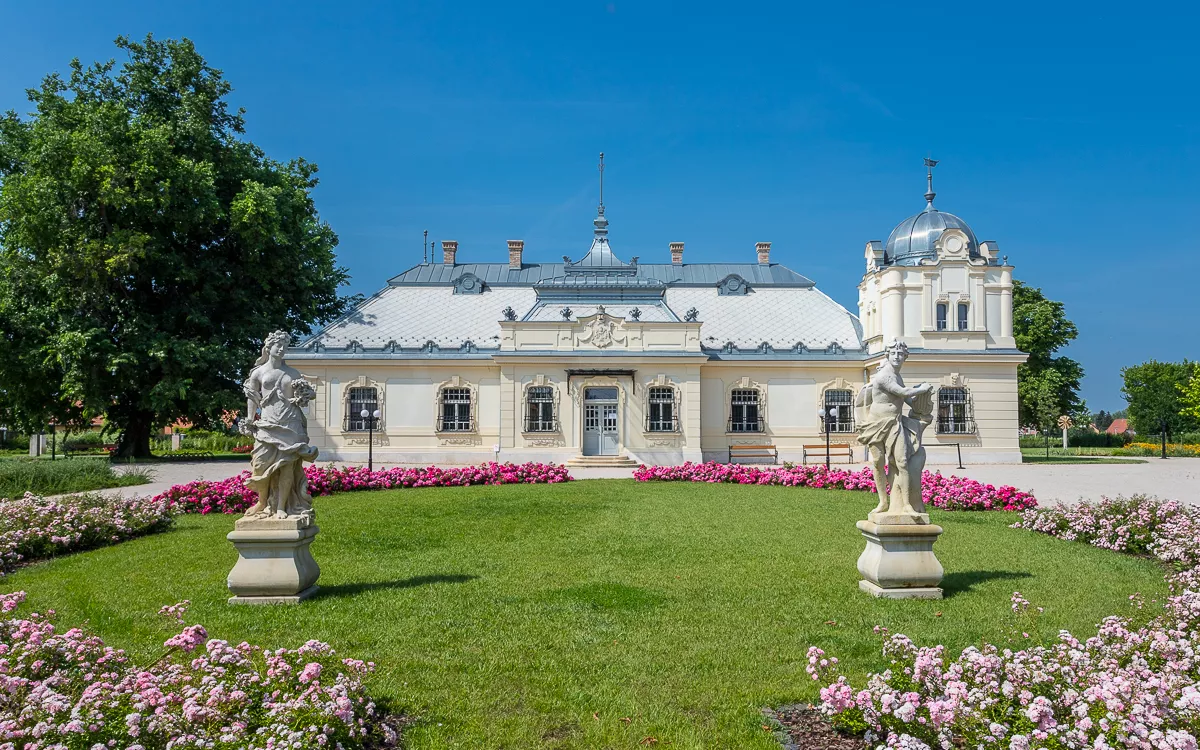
809, 495, 1200, 748
634, 462, 1037, 512
0, 492, 173, 575
0, 594, 399, 748
156, 461, 574, 515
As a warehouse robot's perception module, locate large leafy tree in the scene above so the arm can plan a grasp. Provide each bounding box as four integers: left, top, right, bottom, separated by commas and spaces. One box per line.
0, 35, 353, 456
1121, 360, 1200, 438
1182, 371, 1200, 422
1012, 280, 1085, 427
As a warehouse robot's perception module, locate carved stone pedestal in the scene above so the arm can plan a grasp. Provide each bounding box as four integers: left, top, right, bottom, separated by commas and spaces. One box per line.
856, 516, 944, 599
227, 517, 320, 605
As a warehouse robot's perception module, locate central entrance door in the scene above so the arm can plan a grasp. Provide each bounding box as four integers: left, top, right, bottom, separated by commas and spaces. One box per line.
582, 387, 619, 456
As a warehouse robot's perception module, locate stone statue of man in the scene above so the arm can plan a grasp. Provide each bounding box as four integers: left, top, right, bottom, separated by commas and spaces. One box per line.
855, 340, 935, 519
240, 330, 319, 522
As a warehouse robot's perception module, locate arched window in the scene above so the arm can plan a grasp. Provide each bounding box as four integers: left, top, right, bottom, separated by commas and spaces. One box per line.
729, 388, 763, 432
646, 386, 678, 432
936, 302, 948, 331
957, 302, 969, 331
822, 389, 855, 433
937, 387, 974, 434
438, 387, 473, 432
344, 386, 379, 432
525, 386, 556, 432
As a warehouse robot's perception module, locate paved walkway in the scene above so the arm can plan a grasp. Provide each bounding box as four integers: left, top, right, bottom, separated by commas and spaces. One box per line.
951, 461, 1198, 506
100, 459, 1198, 506
107, 461, 248, 499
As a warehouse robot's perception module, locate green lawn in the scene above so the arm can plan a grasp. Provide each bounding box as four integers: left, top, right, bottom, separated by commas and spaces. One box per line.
0, 456, 150, 497
2, 480, 1169, 749
1021, 453, 1147, 464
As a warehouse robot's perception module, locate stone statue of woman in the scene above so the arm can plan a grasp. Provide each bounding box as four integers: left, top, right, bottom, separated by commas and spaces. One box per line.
855, 340, 935, 520
240, 330, 319, 522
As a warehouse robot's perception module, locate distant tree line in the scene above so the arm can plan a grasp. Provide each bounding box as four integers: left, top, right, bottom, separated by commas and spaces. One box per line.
1122, 360, 1200, 440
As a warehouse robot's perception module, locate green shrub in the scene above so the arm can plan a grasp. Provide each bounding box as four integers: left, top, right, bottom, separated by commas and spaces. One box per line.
0, 433, 30, 452
1019, 431, 1129, 449
0, 458, 151, 498
151, 429, 251, 454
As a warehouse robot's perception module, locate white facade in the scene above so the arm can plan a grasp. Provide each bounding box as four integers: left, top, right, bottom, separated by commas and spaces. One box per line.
291, 177, 1026, 466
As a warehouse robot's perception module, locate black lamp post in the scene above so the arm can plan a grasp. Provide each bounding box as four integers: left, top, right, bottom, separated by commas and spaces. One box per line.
818, 404, 837, 469
360, 408, 381, 472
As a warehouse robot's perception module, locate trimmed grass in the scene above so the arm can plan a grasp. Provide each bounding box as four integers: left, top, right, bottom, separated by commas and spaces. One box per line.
2, 480, 1169, 749
1021, 453, 1147, 464
1019, 446, 1122, 457
0, 457, 150, 498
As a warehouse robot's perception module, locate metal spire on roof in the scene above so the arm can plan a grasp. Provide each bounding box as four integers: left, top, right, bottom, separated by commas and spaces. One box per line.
423, 229, 428, 264
924, 156, 939, 208
593, 152, 609, 238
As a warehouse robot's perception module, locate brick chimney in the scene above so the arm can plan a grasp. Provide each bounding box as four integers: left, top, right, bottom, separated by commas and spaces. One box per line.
670, 242, 684, 265
508, 240, 524, 270
442, 240, 458, 265
756, 241, 771, 265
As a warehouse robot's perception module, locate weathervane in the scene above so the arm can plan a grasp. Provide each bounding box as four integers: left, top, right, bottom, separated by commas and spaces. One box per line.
924, 156, 939, 207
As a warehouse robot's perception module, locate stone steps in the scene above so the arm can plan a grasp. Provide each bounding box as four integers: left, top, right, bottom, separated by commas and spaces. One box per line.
564, 455, 641, 468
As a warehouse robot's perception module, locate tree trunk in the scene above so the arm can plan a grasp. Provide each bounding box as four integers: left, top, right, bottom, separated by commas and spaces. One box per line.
114, 411, 154, 459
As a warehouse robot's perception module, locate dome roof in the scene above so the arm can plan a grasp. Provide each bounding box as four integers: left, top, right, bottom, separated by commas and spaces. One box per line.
883, 206, 980, 266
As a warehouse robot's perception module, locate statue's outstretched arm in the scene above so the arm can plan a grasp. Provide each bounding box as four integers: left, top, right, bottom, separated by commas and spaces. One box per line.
878, 378, 924, 399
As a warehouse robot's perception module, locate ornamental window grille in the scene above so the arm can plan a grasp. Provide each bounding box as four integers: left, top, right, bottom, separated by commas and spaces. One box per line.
822, 389, 855, 433
439, 387, 473, 432
936, 302, 949, 331
729, 388, 762, 432
646, 386, 678, 432
937, 387, 975, 434
525, 386, 556, 432
958, 302, 970, 331
344, 386, 379, 432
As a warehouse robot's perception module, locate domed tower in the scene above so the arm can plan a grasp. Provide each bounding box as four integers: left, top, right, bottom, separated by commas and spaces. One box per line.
858, 160, 1015, 355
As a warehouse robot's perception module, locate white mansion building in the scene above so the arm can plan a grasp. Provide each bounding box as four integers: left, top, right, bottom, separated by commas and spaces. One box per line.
291, 166, 1025, 466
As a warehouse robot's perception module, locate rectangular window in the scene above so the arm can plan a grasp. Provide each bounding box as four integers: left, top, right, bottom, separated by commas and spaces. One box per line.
937, 387, 974, 434
647, 386, 677, 432
729, 389, 762, 432
525, 386, 556, 432
344, 386, 378, 432
823, 389, 855, 433
936, 302, 948, 331
957, 302, 969, 331
439, 387, 473, 431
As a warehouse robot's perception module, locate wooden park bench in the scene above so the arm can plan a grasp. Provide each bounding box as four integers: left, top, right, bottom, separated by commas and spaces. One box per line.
802, 443, 855, 465
728, 443, 778, 464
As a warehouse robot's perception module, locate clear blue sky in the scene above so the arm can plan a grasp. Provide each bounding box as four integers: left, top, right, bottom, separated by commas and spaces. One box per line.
2, 1, 1196, 411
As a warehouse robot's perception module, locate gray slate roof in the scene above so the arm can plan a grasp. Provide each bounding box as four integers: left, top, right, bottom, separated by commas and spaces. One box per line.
304, 205, 854, 358
387, 262, 815, 287
301, 264, 862, 358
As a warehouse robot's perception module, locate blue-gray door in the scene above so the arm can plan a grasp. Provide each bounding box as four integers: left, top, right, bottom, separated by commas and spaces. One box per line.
583, 387, 619, 456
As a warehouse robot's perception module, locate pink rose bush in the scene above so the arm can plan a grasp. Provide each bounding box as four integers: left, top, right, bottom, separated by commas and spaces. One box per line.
0, 595, 400, 748
634, 462, 1037, 512
156, 461, 573, 515
0, 491, 173, 575
810, 495, 1200, 748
